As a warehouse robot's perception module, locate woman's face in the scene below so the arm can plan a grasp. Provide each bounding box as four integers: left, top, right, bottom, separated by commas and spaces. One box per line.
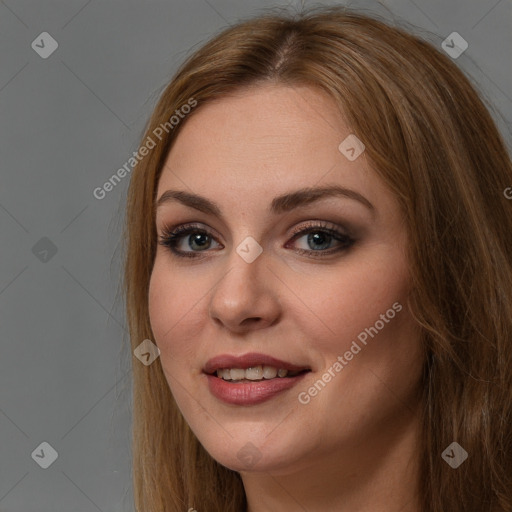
148, 83, 424, 475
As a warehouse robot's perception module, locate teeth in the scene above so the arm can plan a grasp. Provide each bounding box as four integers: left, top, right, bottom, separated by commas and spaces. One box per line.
230, 368, 246, 381
215, 366, 301, 381
245, 366, 263, 380
262, 365, 277, 379
219, 368, 231, 380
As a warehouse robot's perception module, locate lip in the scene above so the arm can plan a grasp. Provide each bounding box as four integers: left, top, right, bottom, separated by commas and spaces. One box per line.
203, 352, 311, 406
203, 352, 310, 374
205, 372, 309, 405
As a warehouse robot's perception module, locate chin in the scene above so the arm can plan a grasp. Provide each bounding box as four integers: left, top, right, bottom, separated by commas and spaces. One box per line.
192, 424, 307, 474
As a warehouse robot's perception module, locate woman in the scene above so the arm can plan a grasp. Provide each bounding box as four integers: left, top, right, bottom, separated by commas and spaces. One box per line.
123, 5, 512, 511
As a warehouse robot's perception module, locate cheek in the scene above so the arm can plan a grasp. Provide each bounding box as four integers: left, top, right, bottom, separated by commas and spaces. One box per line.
295, 255, 410, 360
313, 266, 421, 406
295, 267, 421, 433
148, 260, 204, 364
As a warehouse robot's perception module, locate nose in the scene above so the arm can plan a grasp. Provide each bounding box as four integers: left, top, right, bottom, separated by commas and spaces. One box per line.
208, 248, 281, 334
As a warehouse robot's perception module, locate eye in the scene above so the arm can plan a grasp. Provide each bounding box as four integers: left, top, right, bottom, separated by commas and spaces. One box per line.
158, 223, 221, 258
158, 221, 355, 259
286, 220, 355, 258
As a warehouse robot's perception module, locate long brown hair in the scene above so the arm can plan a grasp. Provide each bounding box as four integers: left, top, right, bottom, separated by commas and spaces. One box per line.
122, 5, 512, 511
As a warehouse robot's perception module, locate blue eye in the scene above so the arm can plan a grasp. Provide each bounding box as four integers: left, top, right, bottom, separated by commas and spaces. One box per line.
158, 221, 355, 259
290, 229, 350, 253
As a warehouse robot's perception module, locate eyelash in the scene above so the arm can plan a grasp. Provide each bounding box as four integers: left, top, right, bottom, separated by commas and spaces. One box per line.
157, 221, 355, 259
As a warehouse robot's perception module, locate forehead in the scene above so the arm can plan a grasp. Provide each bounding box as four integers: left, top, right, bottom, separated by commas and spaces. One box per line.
169, 85, 343, 155
160, 84, 373, 184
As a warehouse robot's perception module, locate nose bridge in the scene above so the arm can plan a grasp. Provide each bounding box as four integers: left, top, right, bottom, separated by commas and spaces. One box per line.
208, 239, 279, 330
213, 240, 266, 307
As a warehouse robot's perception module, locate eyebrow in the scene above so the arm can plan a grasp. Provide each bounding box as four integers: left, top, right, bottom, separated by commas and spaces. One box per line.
155, 184, 375, 217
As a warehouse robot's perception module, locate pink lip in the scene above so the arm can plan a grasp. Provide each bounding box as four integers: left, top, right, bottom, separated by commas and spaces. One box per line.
203, 352, 310, 406
205, 372, 309, 405
203, 352, 309, 374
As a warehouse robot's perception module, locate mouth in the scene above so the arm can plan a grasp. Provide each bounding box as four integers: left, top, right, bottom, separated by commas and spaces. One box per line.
203, 352, 311, 381
202, 352, 311, 405
209, 366, 310, 382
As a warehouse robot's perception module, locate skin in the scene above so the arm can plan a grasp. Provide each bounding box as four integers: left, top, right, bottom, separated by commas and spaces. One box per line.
148, 83, 425, 512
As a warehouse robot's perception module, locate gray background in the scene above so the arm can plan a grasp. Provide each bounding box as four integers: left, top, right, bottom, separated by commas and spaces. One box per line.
0, 0, 510, 511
